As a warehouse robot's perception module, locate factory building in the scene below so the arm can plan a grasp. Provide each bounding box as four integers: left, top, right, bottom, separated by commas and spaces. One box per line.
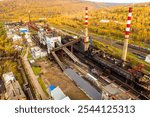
38, 28, 46, 45
31, 46, 47, 59
3, 72, 26, 100
46, 36, 61, 53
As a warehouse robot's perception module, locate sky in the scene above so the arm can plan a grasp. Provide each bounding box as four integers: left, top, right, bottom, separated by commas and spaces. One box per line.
86, 0, 150, 3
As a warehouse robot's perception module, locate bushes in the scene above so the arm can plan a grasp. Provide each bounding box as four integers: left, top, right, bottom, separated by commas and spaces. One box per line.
38, 77, 49, 96
32, 66, 41, 76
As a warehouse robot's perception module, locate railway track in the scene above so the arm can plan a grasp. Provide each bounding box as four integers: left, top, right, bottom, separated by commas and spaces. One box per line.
74, 52, 149, 100
63, 52, 138, 99
54, 27, 150, 56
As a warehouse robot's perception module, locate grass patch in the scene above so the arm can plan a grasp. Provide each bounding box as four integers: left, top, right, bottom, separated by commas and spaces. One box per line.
15, 72, 24, 86
21, 46, 27, 57
28, 52, 33, 59
32, 66, 41, 75
37, 57, 46, 61
38, 77, 49, 96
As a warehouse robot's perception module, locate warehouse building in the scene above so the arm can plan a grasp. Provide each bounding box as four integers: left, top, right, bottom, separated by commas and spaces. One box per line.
49, 85, 70, 100
3, 72, 26, 100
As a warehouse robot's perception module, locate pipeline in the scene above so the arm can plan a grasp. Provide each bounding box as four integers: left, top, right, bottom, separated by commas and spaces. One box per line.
51, 51, 66, 71
17, 58, 35, 100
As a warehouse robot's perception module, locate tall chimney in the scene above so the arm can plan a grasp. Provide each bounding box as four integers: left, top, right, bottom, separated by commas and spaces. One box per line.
85, 7, 89, 42
83, 7, 90, 52
122, 7, 133, 61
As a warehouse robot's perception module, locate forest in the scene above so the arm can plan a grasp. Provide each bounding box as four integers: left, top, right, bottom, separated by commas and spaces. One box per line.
0, 22, 22, 83
0, 0, 149, 45
48, 4, 150, 45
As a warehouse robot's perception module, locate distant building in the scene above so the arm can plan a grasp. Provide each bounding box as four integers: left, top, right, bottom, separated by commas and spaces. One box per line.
3, 72, 15, 83
6, 31, 14, 39
19, 27, 28, 33
38, 29, 46, 45
3, 72, 26, 100
12, 34, 22, 42
100, 19, 110, 23
14, 45, 23, 51
30, 46, 47, 59
145, 55, 150, 63
25, 32, 33, 46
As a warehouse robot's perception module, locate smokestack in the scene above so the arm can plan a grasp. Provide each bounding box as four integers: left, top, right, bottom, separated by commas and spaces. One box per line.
122, 7, 133, 61
84, 7, 89, 42
83, 7, 90, 52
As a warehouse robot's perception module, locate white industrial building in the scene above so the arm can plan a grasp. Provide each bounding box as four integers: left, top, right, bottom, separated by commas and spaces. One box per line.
31, 46, 47, 59
25, 32, 33, 46
3, 72, 15, 83
38, 29, 46, 45
46, 36, 61, 53
12, 34, 22, 42
145, 55, 150, 63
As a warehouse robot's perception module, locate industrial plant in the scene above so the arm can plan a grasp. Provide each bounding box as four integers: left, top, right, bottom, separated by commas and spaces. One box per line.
0, 1, 150, 100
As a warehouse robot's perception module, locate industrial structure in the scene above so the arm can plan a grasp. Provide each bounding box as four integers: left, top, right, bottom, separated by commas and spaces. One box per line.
26, 6, 150, 100
122, 7, 133, 62
3, 72, 26, 100
1, 6, 150, 100
49, 85, 70, 100
83, 7, 90, 52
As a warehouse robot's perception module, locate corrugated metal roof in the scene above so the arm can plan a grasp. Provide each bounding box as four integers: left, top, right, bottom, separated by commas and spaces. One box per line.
64, 68, 101, 100
51, 87, 66, 100
103, 84, 121, 95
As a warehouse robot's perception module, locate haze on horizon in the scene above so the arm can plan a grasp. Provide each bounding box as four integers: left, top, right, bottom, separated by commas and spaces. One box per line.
86, 0, 150, 3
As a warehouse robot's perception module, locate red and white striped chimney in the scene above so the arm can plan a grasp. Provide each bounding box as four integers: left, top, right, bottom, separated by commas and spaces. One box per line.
125, 7, 132, 39
84, 7, 89, 42
122, 7, 133, 61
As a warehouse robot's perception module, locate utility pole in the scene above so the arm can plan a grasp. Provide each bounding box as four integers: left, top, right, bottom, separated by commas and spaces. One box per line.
122, 7, 133, 62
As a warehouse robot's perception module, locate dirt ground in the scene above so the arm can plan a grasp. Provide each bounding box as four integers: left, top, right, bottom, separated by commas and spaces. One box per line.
37, 58, 90, 100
